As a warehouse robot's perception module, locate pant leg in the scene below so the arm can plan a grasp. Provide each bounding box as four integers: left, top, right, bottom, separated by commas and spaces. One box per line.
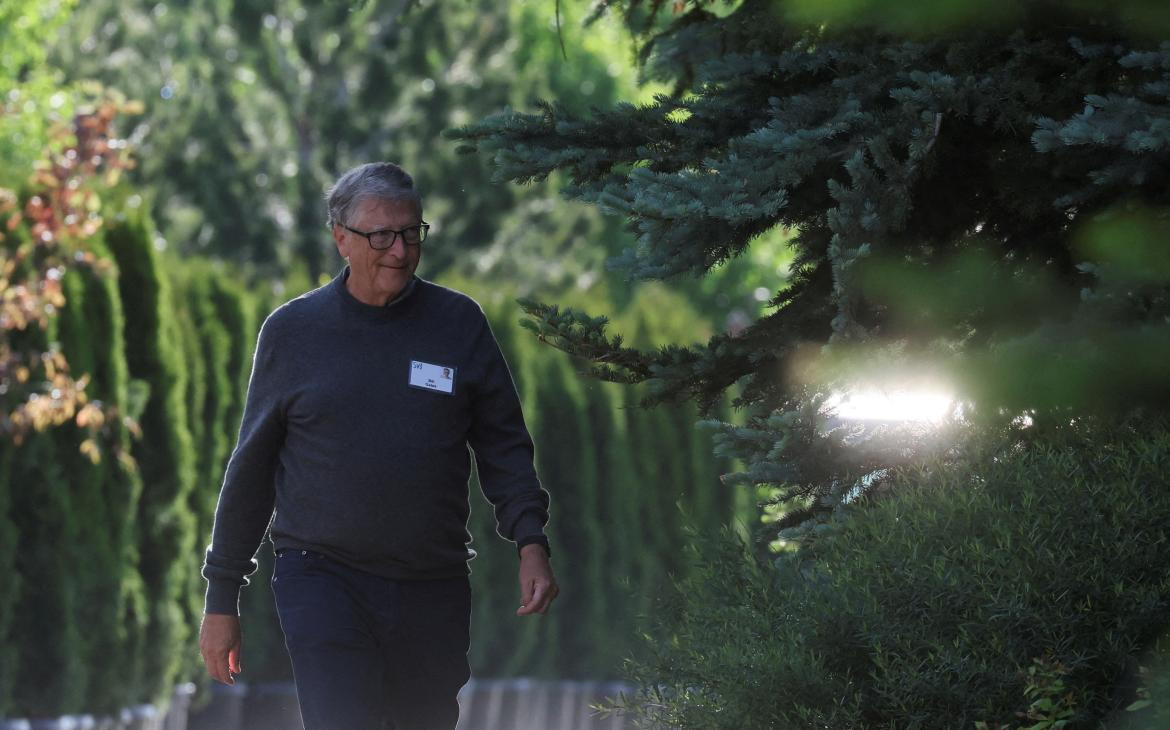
376, 576, 472, 730
272, 549, 388, 730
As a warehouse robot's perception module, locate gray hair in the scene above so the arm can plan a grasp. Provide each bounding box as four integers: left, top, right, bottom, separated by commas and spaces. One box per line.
325, 162, 422, 228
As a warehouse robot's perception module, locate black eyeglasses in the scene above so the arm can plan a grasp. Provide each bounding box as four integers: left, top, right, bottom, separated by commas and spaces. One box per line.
341, 221, 430, 250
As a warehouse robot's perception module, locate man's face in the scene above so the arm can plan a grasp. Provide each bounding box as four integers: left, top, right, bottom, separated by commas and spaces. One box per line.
333, 197, 423, 306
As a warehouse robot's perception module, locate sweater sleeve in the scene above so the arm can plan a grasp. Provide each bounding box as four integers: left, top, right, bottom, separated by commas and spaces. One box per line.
466, 310, 550, 551
201, 314, 288, 615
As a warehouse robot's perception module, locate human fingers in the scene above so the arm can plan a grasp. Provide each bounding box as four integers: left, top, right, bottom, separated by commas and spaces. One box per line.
517, 580, 558, 616
516, 574, 535, 615
517, 580, 543, 616
201, 642, 234, 685
530, 580, 559, 614
200, 616, 240, 684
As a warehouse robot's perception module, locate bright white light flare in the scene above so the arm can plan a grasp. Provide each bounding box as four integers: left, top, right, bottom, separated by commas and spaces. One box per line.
826, 389, 954, 423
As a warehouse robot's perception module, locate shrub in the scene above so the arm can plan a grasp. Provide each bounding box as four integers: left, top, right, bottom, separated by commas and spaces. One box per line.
616, 422, 1170, 729
0, 447, 19, 718
55, 244, 146, 715
105, 213, 198, 704
8, 432, 87, 717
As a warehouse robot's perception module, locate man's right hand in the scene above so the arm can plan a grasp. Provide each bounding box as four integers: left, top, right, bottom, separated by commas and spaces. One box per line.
199, 613, 243, 685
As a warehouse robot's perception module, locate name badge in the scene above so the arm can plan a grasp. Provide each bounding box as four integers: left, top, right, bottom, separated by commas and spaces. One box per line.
409, 360, 456, 395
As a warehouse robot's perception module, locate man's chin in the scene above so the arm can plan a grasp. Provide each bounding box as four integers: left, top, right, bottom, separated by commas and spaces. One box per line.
374, 267, 412, 295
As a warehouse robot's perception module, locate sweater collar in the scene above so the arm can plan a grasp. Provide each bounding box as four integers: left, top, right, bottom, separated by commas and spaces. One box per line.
331, 265, 420, 321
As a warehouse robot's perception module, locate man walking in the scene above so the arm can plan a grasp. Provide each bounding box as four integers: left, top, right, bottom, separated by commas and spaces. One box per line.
199, 162, 558, 730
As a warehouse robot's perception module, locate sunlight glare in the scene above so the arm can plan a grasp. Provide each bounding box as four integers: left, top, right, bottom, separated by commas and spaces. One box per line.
826, 388, 954, 423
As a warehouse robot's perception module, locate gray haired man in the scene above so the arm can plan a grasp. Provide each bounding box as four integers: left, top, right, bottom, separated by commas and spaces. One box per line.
198, 162, 558, 729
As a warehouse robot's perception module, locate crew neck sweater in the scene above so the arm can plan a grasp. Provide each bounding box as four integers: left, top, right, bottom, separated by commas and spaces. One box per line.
202, 266, 550, 615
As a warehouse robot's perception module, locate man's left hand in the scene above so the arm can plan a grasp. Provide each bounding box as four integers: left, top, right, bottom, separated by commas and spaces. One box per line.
516, 544, 558, 616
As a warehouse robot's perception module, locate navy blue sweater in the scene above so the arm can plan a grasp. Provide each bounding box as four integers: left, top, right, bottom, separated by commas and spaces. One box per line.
202, 266, 550, 615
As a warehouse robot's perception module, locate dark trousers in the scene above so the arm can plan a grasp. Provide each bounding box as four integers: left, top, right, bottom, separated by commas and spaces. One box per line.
271, 548, 472, 730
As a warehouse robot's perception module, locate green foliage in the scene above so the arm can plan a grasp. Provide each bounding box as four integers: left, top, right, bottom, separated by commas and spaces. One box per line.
105, 211, 198, 705
50, 0, 645, 291
614, 422, 1170, 728
0, 9, 261, 707
53, 251, 146, 715
973, 656, 1080, 730
77, 238, 150, 715
0, 0, 77, 189
779, 0, 1170, 38
454, 0, 1170, 553
207, 271, 255, 443
1, 236, 87, 716
7, 433, 87, 717
0, 216, 255, 715
0, 446, 19, 717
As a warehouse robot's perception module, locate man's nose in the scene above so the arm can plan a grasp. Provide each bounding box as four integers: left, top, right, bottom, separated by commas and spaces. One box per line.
382, 233, 408, 255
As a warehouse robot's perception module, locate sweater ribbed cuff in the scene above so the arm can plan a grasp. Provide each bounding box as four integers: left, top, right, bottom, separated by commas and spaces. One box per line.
512, 508, 549, 557
204, 578, 243, 616
517, 534, 550, 559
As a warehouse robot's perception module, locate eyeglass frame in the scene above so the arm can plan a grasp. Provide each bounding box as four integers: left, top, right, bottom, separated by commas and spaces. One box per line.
339, 221, 430, 250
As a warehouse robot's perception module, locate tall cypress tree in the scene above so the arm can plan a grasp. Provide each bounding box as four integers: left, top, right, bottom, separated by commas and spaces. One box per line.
79, 236, 150, 715
54, 259, 118, 714
0, 443, 19, 718
8, 434, 86, 717
7, 313, 87, 716
105, 212, 198, 704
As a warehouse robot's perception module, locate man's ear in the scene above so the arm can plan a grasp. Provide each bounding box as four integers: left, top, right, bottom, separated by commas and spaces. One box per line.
331, 224, 348, 258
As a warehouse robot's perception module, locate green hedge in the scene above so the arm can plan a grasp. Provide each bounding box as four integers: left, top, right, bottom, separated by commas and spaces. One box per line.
0, 446, 19, 717
55, 241, 149, 715
9, 431, 86, 716
106, 213, 199, 705
617, 422, 1170, 728
0, 211, 256, 718
0, 226, 151, 717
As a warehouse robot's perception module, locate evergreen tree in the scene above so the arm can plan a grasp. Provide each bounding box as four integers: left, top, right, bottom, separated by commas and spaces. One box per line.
75, 237, 150, 715
105, 212, 199, 705
0, 45, 147, 712
0, 444, 18, 718
54, 252, 141, 715
454, 0, 1170, 532
50, 0, 638, 288
8, 433, 87, 717
6, 310, 86, 716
